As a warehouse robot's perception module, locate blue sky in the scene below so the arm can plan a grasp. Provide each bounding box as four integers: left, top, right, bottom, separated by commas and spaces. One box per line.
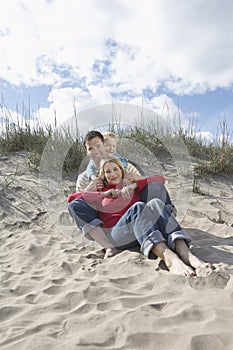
1, 0, 233, 141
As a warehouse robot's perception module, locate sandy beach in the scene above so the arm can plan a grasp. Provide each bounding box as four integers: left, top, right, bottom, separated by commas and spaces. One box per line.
1, 152, 233, 350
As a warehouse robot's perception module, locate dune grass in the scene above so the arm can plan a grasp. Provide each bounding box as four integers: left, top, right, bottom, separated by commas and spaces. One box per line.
1, 103, 233, 194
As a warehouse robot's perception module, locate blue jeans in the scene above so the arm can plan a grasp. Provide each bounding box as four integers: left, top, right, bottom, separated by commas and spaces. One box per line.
106, 198, 191, 258
140, 182, 176, 215
68, 182, 177, 243
68, 198, 103, 240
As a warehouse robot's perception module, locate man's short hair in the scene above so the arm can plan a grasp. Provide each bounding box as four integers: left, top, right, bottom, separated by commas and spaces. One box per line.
83, 130, 104, 150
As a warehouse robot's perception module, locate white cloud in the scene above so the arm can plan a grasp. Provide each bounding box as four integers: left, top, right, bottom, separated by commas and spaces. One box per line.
108, 0, 233, 93
37, 86, 113, 130
35, 86, 188, 136
194, 131, 215, 145
1, 0, 233, 141
0, 0, 107, 85
1, 0, 233, 93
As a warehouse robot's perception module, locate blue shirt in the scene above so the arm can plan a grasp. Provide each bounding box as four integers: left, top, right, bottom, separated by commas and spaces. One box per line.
86, 153, 128, 179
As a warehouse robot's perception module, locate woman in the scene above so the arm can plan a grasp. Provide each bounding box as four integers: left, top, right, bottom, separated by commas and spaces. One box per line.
68, 158, 211, 276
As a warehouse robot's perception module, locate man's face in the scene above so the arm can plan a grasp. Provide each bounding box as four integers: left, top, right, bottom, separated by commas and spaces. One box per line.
85, 137, 105, 163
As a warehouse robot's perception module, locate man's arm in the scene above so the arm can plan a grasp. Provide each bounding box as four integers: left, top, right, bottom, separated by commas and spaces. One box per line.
124, 162, 144, 181
76, 170, 104, 192
76, 171, 90, 191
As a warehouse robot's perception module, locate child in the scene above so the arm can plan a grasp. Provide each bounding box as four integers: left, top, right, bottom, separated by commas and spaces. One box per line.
86, 131, 128, 180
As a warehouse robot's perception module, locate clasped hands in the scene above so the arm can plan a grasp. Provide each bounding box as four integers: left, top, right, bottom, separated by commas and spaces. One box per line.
101, 182, 137, 200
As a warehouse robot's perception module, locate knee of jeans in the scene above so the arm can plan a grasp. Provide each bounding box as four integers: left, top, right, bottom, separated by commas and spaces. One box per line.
68, 198, 85, 216
148, 182, 164, 187
147, 182, 164, 190
145, 182, 166, 198
147, 198, 164, 211
155, 182, 166, 195
69, 198, 87, 210
131, 201, 146, 213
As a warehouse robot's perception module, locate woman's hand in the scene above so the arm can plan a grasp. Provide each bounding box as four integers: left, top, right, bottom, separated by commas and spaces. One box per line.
101, 189, 120, 198
101, 183, 137, 200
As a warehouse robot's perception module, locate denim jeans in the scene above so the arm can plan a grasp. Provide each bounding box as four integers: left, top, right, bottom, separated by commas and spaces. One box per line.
140, 182, 176, 216
106, 198, 191, 258
68, 198, 103, 240
68, 182, 177, 243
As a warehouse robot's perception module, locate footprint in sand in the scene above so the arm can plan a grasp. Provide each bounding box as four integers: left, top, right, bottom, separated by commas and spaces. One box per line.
59, 211, 74, 226
189, 270, 230, 290
61, 261, 73, 275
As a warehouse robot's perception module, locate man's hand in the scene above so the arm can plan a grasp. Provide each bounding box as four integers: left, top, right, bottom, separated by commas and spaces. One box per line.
125, 170, 144, 182
84, 178, 104, 192
122, 178, 132, 187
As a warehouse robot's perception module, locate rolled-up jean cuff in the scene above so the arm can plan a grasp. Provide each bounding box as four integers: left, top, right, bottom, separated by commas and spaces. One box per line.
167, 230, 191, 251
82, 219, 104, 241
140, 230, 166, 258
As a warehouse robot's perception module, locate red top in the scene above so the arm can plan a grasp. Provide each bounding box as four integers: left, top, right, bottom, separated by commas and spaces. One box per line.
68, 175, 165, 230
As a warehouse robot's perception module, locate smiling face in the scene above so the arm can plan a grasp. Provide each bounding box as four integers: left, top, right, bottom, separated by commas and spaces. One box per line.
85, 137, 106, 165
104, 138, 117, 157
103, 161, 123, 185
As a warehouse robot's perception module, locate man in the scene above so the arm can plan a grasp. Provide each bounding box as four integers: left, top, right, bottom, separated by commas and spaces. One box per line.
76, 130, 107, 192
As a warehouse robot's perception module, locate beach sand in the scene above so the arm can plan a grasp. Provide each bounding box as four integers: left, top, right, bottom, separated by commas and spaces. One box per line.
1, 152, 233, 350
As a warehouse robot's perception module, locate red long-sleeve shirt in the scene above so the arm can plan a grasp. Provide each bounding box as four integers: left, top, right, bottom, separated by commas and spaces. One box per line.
68, 175, 165, 230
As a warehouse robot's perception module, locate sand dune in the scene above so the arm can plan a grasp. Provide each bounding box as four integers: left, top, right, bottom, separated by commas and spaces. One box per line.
1, 153, 233, 350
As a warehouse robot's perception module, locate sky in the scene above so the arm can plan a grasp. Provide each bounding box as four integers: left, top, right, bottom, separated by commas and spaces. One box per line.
1, 0, 233, 142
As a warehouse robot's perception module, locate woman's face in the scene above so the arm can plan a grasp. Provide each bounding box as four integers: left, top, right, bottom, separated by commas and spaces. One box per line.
104, 161, 122, 185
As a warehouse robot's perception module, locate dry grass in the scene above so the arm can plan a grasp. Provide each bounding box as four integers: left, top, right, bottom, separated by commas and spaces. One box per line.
1, 103, 233, 194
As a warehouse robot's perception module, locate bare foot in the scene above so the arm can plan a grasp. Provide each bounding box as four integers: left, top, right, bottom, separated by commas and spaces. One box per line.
152, 241, 196, 276
164, 252, 196, 277
175, 239, 213, 271
104, 247, 121, 259
186, 252, 212, 270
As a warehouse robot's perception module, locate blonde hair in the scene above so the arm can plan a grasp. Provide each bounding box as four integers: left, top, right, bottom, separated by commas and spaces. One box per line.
99, 157, 125, 182
102, 131, 116, 141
